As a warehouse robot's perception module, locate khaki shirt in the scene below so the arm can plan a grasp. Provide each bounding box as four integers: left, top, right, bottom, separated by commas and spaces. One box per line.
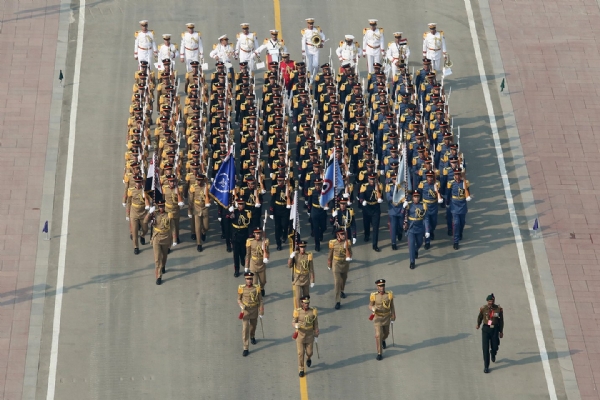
189, 182, 209, 215
246, 238, 270, 271
127, 187, 147, 209
293, 307, 319, 343
369, 291, 395, 326
328, 239, 352, 273
162, 185, 183, 217
238, 284, 263, 319
289, 252, 314, 286
150, 212, 171, 244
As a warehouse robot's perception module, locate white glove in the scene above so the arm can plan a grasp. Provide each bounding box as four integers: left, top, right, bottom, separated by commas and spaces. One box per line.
466, 196, 472, 201
122, 203, 126, 208
125, 217, 130, 221
261, 189, 266, 194
255, 203, 261, 208
188, 214, 192, 218
290, 251, 296, 259
269, 215, 274, 220
259, 315, 263, 319
307, 211, 310, 216
314, 337, 318, 343
244, 268, 249, 272
438, 198, 444, 204
310, 282, 315, 288
286, 204, 291, 209
425, 232, 430, 238
391, 321, 394, 324
178, 202, 185, 207
324, 206, 329, 211
148, 206, 155, 214
348, 201, 353, 206
343, 193, 349, 199
362, 200, 367, 206
218, 217, 222, 222
403, 201, 409, 208
377, 198, 383, 204
352, 238, 356, 244
263, 258, 269, 264
240, 305, 244, 310
295, 323, 299, 329
328, 266, 332, 271
228, 206, 234, 212
206, 203, 211, 207
145, 205, 150, 210
172, 242, 177, 247
332, 210, 338, 217
345, 257, 352, 261
316, 139, 321, 144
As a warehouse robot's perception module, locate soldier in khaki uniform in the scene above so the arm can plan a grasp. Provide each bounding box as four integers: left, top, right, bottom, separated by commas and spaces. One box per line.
162, 174, 185, 245
327, 229, 352, 310
237, 272, 264, 357
476, 293, 504, 373
127, 175, 150, 255
122, 161, 142, 222
188, 172, 210, 252
289, 241, 315, 309
144, 200, 170, 285
369, 279, 396, 360
292, 296, 319, 377
245, 228, 270, 296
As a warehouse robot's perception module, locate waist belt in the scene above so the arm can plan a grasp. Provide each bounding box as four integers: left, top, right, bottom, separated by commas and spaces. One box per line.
240, 48, 252, 52
154, 228, 167, 233
243, 302, 258, 308
423, 199, 436, 204
452, 196, 465, 200
428, 48, 441, 51
333, 256, 346, 261
375, 310, 391, 316
294, 269, 308, 275
299, 325, 314, 330
367, 201, 378, 205
185, 46, 199, 51
251, 256, 262, 261
165, 203, 178, 209
312, 203, 321, 209
194, 200, 205, 205
408, 217, 423, 221
138, 46, 150, 50
232, 224, 248, 229
305, 42, 315, 46
132, 203, 145, 209
367, 44, 380, 49
275, 201, 287, 205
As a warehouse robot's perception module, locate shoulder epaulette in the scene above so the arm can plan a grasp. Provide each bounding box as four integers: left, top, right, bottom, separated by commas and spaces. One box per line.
236, 33, 241, 39
246, 238, 252, 247
213, 44, 217, 49
363, 28, 368, 35
329, 239, 336, 248
264, 38, 269, 44
134, 31, 139, 38
182, 32, 185, 39
308, 252, 313, 261
313, 307, 318, 316
317, 26, 322, 32
301, 28, 306, 35
439, 31, 444, 36
379, 28, 384, 33
387, 290, 393, 300
238, 285, 245, 294
370, 292, 376, 301
423, 32, 428, 39
339, 40, 344, 47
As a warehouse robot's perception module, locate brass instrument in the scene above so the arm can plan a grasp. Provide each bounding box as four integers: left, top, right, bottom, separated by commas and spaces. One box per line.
310, 33, 322, 46
444, 53, 453, 68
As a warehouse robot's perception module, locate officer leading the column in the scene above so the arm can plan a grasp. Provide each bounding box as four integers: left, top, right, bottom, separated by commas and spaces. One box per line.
476, 293, 504, 373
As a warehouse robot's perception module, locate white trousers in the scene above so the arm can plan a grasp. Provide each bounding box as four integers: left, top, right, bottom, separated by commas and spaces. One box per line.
366, 53, 382, 74
137, 50, 153, 70
305, 52, 319, 79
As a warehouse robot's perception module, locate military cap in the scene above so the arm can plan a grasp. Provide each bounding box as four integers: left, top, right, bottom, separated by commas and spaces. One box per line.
376, 279, 386, 286
166, 174, 177, 181
412, 189, 421, 196
163, 163, 174, 169
236, 198, 245, 204
156, 199, 166, 206
368, 172, 378, 179
277, 175, 286, 180
253, 227, 263, 233
298, 240, 308, 247
139, 20, 149, 26
314, 178, 323, 184
133, 175, 144, 183
190, 61, 200, 66
239, 61, 249, 67
453, 167, 463, 173
336, 228, 346, 235
426, 170, 435, 177
407, 104, 417, 110
486, 293, 495, 301
196, 172, 206, 179
244, 271, 255, 277
300, 295, 311, 303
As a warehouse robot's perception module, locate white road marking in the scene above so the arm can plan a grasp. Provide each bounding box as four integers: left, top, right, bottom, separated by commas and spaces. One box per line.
463, 0, 558, 397
46, 0, 86, 399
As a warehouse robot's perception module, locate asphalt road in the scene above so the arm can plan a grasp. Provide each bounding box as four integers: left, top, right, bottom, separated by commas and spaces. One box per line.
34, 0, 571, 398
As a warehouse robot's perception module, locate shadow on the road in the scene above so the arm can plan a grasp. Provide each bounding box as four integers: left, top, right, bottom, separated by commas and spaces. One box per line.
490, 350, 581, 371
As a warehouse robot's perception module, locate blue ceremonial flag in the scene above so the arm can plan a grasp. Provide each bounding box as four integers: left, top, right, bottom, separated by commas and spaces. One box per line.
532, 218, 539, 231
42, 221, 48, 233
210, 148, 236, 207
320, 159, 344, 207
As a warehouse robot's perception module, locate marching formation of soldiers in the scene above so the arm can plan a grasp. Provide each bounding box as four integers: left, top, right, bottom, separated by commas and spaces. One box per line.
124, 17, 484, 374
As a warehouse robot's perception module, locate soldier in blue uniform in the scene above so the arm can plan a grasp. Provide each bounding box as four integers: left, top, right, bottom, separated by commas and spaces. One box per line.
359, 173, 384, 252
386, 173, 404, 250
418, 171, 443, 249
403, 190, 430, 269
446, 167, 471, 249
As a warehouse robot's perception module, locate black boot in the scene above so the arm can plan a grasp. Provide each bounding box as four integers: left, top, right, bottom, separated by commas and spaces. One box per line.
243, 349, 249, 357
382, 340, 386, 349
307, 359, 312, 367
191, 234, 197, 241
197, 245, 203, 252
453, 243, 459, 250
201, 234, 206, 242
134, 248, 140, 255
161, 266, 165, 274
410, 262, 415, 270
424, 243, 430, 250
251, 337, 257, 345
261, 289, 265, 297
156, 277, 162, 285
140, 237, 146, 245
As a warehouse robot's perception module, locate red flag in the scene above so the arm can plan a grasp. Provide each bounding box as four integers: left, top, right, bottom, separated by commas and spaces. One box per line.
238, 312, 244, 320
292, 331, 298, 339
369, 314, 375, 321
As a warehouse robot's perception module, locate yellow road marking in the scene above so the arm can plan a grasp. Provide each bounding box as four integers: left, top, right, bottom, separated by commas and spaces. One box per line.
273, 0, 282, 34
299, 375, 309, 400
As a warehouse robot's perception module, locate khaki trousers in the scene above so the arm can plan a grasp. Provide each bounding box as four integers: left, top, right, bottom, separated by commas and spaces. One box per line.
242, 316, 258, 350
374, 323, 390, 354
296, 340, 314, 371
333, 271, 348, 303
194, 213, 209, 244
152, 237, 170, 278
130, 207, 148, 249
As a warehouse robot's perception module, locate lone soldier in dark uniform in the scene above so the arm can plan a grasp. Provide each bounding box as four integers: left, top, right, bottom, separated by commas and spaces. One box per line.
292, 295, 319, 377
238, 272, 264, 356
476, 293, 504, 373
230, 199, 252, 277
369, 279, 396, 360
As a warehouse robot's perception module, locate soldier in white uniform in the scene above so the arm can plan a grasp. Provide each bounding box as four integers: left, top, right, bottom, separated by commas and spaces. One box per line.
210, 34, 235, 76
180, 23, 204, 73
157, 34, 179, 71
336, 35, 360, 70
301, 18, 325, 78
422, 23, 447, 73
362, 19, 385, 74
134, 20, 157, 70
235, 23, 260, 71
255, 29, 287, 64
386, 32, 410, 77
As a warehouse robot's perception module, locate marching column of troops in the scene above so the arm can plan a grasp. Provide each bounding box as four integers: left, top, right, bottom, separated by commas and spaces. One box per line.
123, 18, 501, 376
